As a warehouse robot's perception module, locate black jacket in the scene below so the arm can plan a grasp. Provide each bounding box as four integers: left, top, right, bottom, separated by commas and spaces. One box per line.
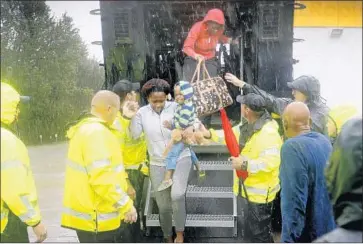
314, 117, 363, 242
243, 84, 330, 136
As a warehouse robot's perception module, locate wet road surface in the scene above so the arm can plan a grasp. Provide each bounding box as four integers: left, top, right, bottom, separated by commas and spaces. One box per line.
27, 143, 78, 242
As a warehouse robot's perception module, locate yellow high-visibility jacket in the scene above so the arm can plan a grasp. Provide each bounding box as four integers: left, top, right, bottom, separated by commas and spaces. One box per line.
61, 117, 133, 233
210, 120, 282, 203
114, 112, 149, 175
327, 105, 359, 140
1, 127, 42, 233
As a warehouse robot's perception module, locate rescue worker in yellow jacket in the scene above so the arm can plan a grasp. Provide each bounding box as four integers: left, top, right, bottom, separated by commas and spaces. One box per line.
112, 80, 148, 242
202, 93, 282, 243
61, 90, 137, 243
0, 82, 47, 243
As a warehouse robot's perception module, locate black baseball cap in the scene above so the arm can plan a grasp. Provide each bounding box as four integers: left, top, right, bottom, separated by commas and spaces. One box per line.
287, 75, 320, 97
112, 80, 140, 94
236, 93, 266, 112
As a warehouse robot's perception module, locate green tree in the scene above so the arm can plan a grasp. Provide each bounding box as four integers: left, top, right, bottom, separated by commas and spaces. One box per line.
1, 0, 104, 144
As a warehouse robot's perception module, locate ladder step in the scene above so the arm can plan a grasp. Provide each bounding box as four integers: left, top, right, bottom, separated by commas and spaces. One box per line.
151, 186, 233, 198
198, 160, 232, 171
146, 214, 235, 227
192, 144, 229, 154
186, 185, 233, 198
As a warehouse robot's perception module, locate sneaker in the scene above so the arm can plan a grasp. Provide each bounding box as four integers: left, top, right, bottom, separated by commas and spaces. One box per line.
157, 179, 173, 192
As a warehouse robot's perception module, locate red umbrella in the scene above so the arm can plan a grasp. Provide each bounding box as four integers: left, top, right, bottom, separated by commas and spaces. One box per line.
219, 108, 248, 180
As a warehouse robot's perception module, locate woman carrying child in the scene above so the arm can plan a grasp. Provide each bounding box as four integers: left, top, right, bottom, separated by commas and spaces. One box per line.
122, 78, 203, 243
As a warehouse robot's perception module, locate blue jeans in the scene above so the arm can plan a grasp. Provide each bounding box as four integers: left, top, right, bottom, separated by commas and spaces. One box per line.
166, 142, 198, 170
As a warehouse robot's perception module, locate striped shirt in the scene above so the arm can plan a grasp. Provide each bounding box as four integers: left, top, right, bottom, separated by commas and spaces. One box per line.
173, 100, 196, 129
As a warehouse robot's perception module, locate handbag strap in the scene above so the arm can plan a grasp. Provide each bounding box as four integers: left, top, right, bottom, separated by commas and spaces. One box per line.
190, 59, 203, 84
190, 60, 213, 83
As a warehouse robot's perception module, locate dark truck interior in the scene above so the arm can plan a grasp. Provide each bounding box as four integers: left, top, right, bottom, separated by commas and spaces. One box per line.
100, 0, 297, 129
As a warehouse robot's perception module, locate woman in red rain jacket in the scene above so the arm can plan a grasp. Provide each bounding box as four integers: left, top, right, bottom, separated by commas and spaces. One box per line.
182, 8, 238, 82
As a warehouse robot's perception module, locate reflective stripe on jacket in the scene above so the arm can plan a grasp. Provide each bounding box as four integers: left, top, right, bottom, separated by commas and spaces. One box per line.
61, 117, 133, 232
1, 127, 41, 233
113, 112, 148, 169
210, 120, 282, 203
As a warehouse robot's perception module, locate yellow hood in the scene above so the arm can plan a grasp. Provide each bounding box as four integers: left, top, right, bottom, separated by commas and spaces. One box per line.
1, 82, 20, 125
66, 116, 118, 140
66, 116, 101, 139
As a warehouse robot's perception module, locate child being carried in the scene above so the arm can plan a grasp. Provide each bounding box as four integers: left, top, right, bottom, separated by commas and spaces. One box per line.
157, 81, 206, 192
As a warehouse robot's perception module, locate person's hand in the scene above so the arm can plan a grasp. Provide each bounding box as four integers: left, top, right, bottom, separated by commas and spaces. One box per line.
195, 54, 205, 62
199, 123, 212, 139
224, 73, 246, 88
228, 155, 248, 170
182, 126, 194, 139
126, 91, 138, 103
163, 120, 172, 130
32, 223, 47, 243
123, 101, 139, 119
124, 205, 138, 224
127, 183, 136, 200
229, 155, 243, 170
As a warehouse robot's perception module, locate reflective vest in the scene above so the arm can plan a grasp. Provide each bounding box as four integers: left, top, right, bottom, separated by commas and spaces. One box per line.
1, 127, 42, 233
61, 117, 133, 232
210, 120, 282, 203
236, 120, 282, 203
113, 112, 149, 175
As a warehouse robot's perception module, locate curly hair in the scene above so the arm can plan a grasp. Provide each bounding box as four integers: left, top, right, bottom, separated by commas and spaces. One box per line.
141, 78, 170, 98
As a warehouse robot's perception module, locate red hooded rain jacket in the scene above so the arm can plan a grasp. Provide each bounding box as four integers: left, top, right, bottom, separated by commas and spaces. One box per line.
183, 9, 230, 60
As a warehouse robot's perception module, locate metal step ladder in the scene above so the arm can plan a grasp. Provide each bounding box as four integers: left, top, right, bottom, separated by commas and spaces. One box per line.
143, 151, 238, 237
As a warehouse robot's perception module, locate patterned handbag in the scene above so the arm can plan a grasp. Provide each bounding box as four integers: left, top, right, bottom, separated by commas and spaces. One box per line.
190, 60, 234, 117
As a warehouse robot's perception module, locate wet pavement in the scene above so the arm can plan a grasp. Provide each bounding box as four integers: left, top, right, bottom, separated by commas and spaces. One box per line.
27, 143, 78, 242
